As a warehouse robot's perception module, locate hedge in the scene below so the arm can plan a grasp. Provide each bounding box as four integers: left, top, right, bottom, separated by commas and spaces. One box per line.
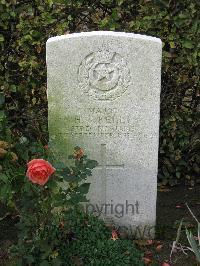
0, 0, 199, 186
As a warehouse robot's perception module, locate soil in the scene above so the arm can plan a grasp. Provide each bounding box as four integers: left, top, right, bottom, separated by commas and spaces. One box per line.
1, 185, 200, 265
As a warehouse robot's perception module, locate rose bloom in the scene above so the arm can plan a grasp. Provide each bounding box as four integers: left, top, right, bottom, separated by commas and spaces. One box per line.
74, 148, 84, 160
111, 230, 119, 241
26, 159, 55, 186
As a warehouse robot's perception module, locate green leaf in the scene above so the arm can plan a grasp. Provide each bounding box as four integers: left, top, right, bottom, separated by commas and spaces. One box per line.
40, 261, 50, 266
80, 172, 87, 179
0, 93, 5, 106
52, 258, 62, 266
10, 85, 17, 92
85, 160, 98, 169
63, 174, 79, 182
85, 169, 92, 176
53, 161, 66, 170
169, 41, 175, 49
182, 40, 194, 49
153, 0, 169, 8
77, 183, 90, 194
0, 110, 5, 121
117, 0, 124, 5
47, 0, 53, 6
68, 193, 88, 204
0, 34, 4, 42
0, 173, 8, 183
175, 219, 183, 243
25, 255, 35, 263
58, 166, 71, 176
186, 228, 200, 262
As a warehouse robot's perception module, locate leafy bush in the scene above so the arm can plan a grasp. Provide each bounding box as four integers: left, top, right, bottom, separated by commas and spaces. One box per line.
0, 0, 199, 185
9, 149, 143, 265
11, 208, 144, 265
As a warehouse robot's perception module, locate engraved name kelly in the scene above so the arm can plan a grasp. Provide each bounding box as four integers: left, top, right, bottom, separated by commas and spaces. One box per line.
50, 108, 134, 138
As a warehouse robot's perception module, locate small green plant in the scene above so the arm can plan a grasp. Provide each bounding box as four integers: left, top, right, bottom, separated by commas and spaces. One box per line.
170, 204, 200, 264
11, 207, 143, 265
185, 204, 200, 263
185, 226, 200, 262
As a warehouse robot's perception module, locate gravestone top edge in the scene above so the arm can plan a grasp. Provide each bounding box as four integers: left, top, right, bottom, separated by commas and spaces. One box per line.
46, 31, 162, 44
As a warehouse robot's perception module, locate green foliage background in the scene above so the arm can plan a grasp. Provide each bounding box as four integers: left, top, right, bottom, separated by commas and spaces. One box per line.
0, 0, 199, 186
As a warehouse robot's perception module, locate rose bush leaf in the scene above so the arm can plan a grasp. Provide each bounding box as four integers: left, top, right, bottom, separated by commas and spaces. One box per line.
85, 160, 98, 169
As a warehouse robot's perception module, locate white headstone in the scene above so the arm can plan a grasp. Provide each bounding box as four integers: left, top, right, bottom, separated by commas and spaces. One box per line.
47, 31, 162, 238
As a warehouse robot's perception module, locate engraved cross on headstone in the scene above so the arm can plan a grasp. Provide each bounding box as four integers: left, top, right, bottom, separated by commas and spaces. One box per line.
96, 144, 124, 204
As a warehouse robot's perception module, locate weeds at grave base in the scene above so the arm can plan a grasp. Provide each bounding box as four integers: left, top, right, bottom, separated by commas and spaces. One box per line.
170, 203, 200, 265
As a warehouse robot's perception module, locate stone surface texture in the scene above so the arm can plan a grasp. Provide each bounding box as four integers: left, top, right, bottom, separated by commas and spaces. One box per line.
47, 31, 162, 238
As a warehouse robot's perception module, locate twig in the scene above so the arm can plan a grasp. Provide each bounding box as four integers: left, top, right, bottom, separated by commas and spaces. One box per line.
186, 203, 200, 247
185, 203, 199, 224
0, 212, 10, 221
170, 240, 176, 262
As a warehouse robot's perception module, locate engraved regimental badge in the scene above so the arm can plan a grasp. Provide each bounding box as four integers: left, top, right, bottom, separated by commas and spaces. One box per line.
78, 50, 130, 100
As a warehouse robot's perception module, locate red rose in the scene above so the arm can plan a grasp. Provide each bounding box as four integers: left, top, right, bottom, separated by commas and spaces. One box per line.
26, 159, 55, 186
